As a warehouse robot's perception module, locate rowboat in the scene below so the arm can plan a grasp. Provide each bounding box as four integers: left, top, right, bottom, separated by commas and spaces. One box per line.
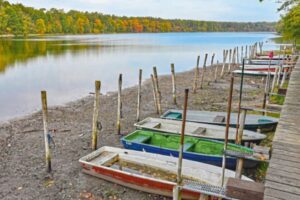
135, 117, 266, 143
79, 146, 252, 199
161, 109, 278, 131
240, 64, 291, 72
240, 65, 292, 72
233, 70, 278, 77
121, 130, 267, 169
246, 59, 283, 65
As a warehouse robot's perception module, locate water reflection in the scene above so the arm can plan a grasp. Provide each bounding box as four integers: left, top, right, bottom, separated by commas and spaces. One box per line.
0, 32, 277, 121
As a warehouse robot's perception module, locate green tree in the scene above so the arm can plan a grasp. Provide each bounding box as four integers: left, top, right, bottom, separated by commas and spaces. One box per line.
36, 18, 46, 34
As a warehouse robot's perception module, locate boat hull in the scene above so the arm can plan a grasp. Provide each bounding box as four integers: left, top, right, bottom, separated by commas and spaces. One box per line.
121, 140, 258, 169
161, 110, 278, 132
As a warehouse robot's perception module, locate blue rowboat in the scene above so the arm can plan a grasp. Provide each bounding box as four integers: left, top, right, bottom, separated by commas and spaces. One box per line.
121, 130, 265, 169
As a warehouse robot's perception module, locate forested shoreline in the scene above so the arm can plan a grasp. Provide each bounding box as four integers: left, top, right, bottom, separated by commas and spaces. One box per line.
0, 0, 276, 36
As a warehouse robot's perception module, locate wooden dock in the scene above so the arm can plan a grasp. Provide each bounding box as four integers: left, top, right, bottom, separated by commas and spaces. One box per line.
264, 58, 300, 200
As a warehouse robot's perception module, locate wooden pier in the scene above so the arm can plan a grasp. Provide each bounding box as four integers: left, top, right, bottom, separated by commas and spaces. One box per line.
264, 58, 300, 200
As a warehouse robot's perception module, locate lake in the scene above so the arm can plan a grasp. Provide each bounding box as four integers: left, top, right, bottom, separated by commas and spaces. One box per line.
0, 32, 278, 121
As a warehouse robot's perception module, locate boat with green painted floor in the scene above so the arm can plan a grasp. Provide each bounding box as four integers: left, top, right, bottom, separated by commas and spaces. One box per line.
121, 130, 268, 169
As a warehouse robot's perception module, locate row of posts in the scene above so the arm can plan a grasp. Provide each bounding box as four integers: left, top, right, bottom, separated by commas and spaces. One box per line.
40, 42, 261, 174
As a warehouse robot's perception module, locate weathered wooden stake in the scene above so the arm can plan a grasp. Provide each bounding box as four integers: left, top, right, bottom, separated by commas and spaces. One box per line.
271, 67, 279, 92
153, 66, 162, 114
200, 53, 208, 89
117, 74, 122, 135
151, 74, 159, 113
221, 50, 228, 77
171, 63, 177, 105
236, 47, 239, 64
276, 66, 282, 86
280, 68, 287, 88
174, 89, 189, 200
41, 91, 51, 173
262, 60, 271, 113
227, 49, 232, 72
259, 42, 263, 54
221, 76, 234, 186
241, 46, 244, 60
208, 53, 215, 85
136, 69, 142, 122
214, 60, 219, 82
235, 59, 245, 142
235, 109, 247, 179
192, 55, 200, 93
92, 80, 101, 150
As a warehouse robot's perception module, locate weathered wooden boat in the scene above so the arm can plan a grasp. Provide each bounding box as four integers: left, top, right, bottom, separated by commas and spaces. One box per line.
79, 146, 252, 199
161, 109, 278, 131
121, 130, 267, 169
246, 59, 282, 65
254, 55, 284, 60
241, 64, 291, 72
135, 117, 266, 143
233, 70, 277, 77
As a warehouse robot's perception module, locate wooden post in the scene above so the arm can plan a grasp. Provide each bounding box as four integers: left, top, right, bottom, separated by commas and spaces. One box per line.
221, 76, 234, 186
214, 60, 219, 83
117, 74, 122, 135
235, 59, 245, 142
228, 49, 232, 72
211, 53, 215, 67
232, 48, 236, 66
280, 68, 287, 88
245, 45, 248, 59
208, 53, 215, 85
137, 69, 142, 122
241, 46, 244, 60
41, 91, 51, 173
174, 89, 189, 200
235, 109, 247, 179
151, 74, 159, 113
263, 60, 271, 113
249, 46, 252, 59
153, 66, 162, 114
236, 47, 239, 64
192, 55, 200, 93
276, 66, 282, 86
200, 53, 208, 89
171, 63, 177, 105
92, 80, 101, 150
221, 50, 228, 77
259, 42, 263, 54
271, 67, 279, 92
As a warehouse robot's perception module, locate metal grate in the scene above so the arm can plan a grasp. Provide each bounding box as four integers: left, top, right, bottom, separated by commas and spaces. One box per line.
224, 149, 253, 159
183, 180, 226, 198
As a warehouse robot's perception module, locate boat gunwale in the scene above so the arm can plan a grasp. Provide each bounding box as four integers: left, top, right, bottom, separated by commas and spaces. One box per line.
134, 117, 266, 141
79, 146, 178, 186
122, 130, 254, 158
160, 109, 278, 126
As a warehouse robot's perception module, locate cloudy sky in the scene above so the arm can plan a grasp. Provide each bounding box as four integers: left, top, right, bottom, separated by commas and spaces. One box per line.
9, 0, 280, 22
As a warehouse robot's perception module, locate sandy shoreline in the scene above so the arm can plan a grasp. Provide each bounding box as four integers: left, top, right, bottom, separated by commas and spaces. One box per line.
0, 65, 266, 200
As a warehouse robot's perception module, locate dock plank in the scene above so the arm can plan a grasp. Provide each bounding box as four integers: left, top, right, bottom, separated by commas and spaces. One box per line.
264, 58, 300, 199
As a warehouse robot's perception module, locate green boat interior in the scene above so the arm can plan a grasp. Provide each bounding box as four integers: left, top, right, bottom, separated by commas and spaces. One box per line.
124, 130, 253, 156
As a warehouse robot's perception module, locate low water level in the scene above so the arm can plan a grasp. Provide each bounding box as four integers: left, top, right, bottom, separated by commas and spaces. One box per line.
0, 32, 277, 121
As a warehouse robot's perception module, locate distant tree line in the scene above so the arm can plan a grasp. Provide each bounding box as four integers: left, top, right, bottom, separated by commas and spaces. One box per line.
0, 0, 276, 36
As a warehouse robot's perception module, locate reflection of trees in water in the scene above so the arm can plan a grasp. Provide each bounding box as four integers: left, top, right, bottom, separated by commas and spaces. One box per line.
0, 39, 100, 73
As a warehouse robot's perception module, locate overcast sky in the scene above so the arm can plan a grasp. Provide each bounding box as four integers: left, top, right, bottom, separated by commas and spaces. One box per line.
9, 0, 280, 22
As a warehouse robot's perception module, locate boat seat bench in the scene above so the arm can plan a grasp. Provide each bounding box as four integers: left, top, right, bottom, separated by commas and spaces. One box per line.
131, 135, 152, 143
183, 142, 194, 151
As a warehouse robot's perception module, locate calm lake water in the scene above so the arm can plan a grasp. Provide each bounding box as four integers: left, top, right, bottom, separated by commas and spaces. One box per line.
0, 32, 278, 121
